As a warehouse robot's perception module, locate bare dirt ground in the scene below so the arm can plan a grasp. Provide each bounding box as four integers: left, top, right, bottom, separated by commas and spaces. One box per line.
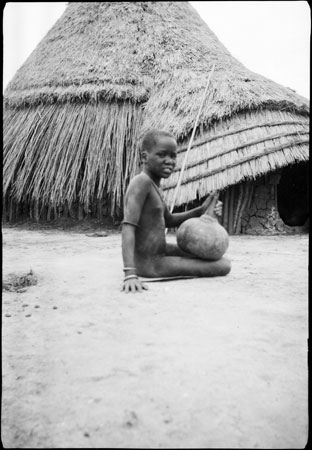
1, 224, 309, 449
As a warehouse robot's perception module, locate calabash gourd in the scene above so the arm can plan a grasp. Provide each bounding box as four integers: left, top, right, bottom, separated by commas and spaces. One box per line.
176, 195, 229, 261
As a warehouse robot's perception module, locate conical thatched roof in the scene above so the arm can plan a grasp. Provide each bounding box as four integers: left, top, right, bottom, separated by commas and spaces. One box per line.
4, 1, 309, 218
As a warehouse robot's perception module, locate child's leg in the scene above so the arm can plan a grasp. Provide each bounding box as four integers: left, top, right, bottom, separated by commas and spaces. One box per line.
165, 242, 195, 258
137, 255, 231, 278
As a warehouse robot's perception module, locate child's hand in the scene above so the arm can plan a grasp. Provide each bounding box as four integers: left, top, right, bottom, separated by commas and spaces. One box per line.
201, 193, 223, 217
213, 200, 223, 217
122, 277, 148, 294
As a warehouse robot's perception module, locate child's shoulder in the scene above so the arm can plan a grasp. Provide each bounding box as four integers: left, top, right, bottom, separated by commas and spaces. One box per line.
128, 172, 152, 190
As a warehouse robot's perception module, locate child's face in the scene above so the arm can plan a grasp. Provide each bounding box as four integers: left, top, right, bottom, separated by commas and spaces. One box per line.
143, 135, 177, 179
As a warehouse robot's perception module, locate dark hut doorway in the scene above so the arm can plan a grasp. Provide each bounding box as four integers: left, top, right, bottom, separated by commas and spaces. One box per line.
277, 162, 309, 226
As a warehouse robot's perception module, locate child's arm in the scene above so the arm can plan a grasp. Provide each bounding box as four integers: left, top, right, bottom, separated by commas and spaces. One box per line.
164, 193, 222, 228
122, 224, 147, 293
164, 204, 202, 228
121, 176, 149, 293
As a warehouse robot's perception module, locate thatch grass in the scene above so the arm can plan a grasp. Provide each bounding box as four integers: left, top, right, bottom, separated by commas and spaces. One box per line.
162, 109, 309, 207
3, 2, 309, 219
4, 101, 143, 216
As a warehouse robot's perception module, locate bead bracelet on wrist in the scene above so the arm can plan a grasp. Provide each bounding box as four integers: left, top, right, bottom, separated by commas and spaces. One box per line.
124, 274, 138, 282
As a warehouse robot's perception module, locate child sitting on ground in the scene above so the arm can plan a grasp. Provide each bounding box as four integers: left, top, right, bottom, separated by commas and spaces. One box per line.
121, 129, 231, 293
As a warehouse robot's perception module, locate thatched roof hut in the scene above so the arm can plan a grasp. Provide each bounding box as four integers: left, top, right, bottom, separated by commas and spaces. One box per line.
3, 2, 309, 231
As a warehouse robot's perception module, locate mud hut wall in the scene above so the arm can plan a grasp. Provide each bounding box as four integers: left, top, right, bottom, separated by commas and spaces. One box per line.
239, 172, 284, 234
219, 181, 254, 234
218, 172, 286, 235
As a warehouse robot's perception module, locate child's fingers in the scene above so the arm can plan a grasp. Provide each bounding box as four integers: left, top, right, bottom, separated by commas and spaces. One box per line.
121, 279, 148, 293
128, 281, 137, 293
130, 280, 142, 293
135, 280, 149, 292
202, 192, 220, 215
121, 280, 132, 293
214, 201, 223, 213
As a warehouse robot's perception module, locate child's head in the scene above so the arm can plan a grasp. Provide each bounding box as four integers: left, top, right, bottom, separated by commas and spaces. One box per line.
141, 130, 176, 154
140, 129, 177, 179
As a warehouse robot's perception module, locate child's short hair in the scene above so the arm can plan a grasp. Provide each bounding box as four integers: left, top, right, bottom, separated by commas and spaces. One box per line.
141, 129, 176, 154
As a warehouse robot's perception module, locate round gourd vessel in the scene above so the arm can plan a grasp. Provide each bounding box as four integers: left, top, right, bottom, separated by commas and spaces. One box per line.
177, 214, 229, 261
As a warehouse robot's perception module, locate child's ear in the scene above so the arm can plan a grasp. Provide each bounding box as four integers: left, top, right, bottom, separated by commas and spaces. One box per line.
141, 150, 147, 163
